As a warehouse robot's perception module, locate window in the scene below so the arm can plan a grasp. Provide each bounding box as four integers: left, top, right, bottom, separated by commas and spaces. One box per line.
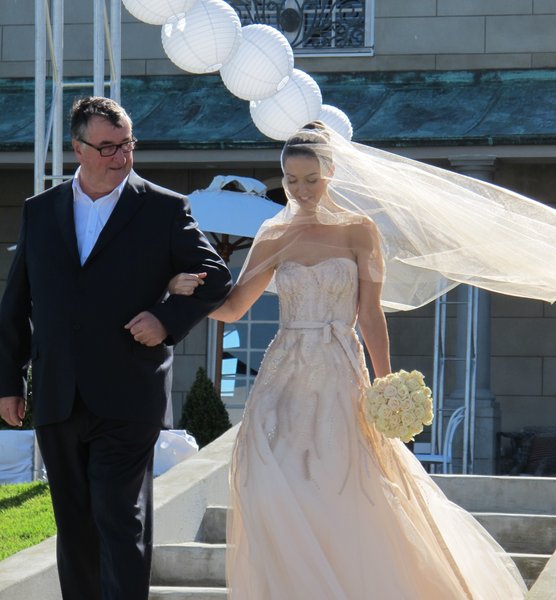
212, 265, 280, 424
230, 0, 375, 55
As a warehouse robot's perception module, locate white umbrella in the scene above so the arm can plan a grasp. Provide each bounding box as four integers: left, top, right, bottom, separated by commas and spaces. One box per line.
188, 175, 282, 238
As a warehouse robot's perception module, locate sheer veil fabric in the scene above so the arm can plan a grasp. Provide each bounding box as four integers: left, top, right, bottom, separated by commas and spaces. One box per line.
238, 124, 556, 310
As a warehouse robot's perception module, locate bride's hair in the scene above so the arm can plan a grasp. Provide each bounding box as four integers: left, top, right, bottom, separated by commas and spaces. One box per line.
281, 121, 333, 172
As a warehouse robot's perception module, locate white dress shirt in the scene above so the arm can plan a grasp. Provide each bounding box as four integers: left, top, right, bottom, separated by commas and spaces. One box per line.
72, 168, 129, 265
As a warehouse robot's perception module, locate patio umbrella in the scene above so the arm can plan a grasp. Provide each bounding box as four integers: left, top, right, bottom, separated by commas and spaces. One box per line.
188, 175, 283, 394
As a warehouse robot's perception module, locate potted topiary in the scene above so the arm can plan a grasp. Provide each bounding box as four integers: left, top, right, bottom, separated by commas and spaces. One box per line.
179, 366, 232, 449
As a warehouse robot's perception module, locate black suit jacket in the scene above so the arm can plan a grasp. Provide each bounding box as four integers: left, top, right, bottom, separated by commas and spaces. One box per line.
0, 170, 232, 427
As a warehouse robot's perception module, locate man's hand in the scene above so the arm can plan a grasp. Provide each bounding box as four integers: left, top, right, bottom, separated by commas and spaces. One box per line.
0, 396, 26, 427
125, 311, 168, 347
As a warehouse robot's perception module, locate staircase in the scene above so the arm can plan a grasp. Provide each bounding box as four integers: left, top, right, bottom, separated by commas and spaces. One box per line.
149, 475, 556, 599
433, 475, 556, 590
150, 505, 227, 599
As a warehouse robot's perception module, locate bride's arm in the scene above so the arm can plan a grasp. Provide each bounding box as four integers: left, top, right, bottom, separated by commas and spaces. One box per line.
169, 240, 277, 323
209, 268, 274, 322
353, 221, 392, 379
358, 280, 391, 379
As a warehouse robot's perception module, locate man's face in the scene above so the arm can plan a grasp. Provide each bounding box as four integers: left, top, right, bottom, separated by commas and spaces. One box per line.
71, 115, 134, 199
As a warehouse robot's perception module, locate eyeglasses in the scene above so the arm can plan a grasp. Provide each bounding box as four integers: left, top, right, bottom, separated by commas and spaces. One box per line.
78, 137, 137, 157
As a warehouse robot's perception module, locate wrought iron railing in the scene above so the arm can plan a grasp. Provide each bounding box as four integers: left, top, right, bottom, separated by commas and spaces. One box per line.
229, 0, 372, 53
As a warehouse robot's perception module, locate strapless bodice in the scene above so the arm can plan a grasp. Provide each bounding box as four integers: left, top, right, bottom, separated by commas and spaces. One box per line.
275, 257, 358, 326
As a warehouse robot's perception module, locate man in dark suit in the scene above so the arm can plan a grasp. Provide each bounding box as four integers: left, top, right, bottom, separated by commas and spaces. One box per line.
0, 96, 232, 599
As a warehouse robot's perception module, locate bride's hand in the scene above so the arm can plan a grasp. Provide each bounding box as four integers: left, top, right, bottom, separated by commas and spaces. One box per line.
169, 272, 207, 295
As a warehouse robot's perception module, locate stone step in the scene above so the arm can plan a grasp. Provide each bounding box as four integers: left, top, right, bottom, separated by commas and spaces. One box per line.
527, 551, 556, 599
472, 513, 556, 555
511, 553, 551, 588
200, 506, 227, 544
431, 475, 556, 514
201, 506, 556, 557
151, 541, 548, 592
151, 543, 226, 588
149, 587, 227, 600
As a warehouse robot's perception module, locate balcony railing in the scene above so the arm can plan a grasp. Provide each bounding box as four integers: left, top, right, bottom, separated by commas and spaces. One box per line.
229, 0, 374, 54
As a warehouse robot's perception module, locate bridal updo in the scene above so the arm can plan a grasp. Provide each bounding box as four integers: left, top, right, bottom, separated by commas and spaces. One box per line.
280, 121, 334, 174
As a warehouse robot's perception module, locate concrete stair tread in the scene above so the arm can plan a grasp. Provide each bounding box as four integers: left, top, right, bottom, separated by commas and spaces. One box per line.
510, 552, 551, 586
471, 511, 556, 517
152, 543, 226, 588
149, 586, 227, 599
431, 475, 556, 514
199, 506, 556, 555
527, 552, 556, 599
156, 542, 227, 549
471, 512, 556, 554
510, 553, 552, 559
200, 507, 227, 544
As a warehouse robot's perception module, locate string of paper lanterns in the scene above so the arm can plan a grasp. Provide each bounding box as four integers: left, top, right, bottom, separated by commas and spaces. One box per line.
122, 0, 353, 140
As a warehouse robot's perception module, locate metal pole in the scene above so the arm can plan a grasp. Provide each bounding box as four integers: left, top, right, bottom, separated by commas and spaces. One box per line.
207, 319, 217, 382
32, 433, 46, 481
94, 0, 105, 96
437, 297, 447, 457
432, 295, 444, 456
469, 286, 479, 473
462, 286, 474, 473
34, 0, 46, 195
109, 0, 121, 102
52, 0, 64, 187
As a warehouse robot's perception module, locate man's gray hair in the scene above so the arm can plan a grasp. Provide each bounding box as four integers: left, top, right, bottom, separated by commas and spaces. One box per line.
70, 96, 132, 140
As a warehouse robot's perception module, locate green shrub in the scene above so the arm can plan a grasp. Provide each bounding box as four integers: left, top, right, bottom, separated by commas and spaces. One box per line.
179, 367, 231, 448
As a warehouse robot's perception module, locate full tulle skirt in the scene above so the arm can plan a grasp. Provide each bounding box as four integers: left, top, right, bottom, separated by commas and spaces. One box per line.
226, 259, 526, 599
226, 327, 526, 599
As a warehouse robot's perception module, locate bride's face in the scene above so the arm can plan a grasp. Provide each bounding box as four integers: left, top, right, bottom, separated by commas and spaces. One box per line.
283, 155, 329, 211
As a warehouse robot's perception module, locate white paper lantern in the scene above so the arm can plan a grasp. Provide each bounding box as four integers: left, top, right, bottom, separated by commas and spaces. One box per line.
161, 0, 242, 74
250, 69, 322, 141
220, 24, 294, 101
318, 104, 353, 140
122, 0, 197, 26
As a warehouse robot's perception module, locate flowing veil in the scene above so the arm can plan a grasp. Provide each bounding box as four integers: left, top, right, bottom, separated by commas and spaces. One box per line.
239, 123, 556, 310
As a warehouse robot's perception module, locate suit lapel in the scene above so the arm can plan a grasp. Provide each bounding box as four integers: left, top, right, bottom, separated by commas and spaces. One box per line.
54, 181, 81, 266
83, 171, 147, 267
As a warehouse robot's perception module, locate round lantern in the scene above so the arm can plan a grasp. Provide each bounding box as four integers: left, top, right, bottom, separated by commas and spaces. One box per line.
161, 0, 242, 74
250, 69, 322, 141
122, 0, 197, 26
220, 24, 294, 101
318, 104, 353, 140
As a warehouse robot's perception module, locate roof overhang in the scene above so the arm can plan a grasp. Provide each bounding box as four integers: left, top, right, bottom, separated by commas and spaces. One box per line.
2, 69, 556, 166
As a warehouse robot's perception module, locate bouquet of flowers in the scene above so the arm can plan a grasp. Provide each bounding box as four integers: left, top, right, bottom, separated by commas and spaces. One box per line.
364, 370, 434, 443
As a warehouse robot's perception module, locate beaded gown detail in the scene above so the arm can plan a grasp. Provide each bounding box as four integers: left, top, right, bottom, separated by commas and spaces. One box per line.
226, 257, 526, 600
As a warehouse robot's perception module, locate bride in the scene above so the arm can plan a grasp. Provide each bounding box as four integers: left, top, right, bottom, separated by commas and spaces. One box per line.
170, 122, 556, 598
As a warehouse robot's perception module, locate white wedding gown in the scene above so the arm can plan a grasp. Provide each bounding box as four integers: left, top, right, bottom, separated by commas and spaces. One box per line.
226, 257, 527, 599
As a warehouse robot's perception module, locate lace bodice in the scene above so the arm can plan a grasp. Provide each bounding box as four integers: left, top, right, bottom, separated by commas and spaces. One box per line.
275, 257, 358, 326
